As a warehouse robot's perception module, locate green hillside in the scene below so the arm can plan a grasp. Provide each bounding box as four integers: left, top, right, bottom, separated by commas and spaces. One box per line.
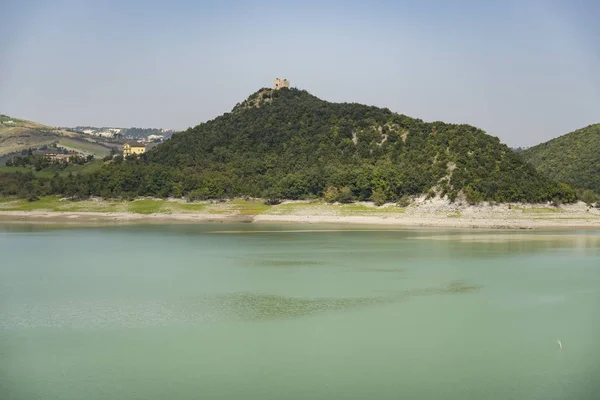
146, 88, 573, 203
521, 124, 600, 192
0, 88, 576, 203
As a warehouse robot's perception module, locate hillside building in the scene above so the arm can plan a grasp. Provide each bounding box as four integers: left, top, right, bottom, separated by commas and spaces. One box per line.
123, 141, 146, 157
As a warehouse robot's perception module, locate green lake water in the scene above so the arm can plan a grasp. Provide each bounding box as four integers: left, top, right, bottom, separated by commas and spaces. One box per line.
1, 223, 599, 399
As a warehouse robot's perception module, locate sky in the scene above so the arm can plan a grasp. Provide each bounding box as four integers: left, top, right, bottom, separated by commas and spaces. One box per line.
1, 0, 598, 147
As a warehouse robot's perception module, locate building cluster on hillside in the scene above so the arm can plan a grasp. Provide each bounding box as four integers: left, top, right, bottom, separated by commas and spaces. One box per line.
45, 153, 75, 163
73, 127, 172, 141
80, 128, 122, 138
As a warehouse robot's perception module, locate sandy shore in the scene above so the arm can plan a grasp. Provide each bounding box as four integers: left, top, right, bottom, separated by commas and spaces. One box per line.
0, 211, 253, 224
253, 214, 600, 229
1, 201, 599, 229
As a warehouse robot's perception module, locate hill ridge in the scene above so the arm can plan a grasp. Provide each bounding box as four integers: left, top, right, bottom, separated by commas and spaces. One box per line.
522, 123, 600, 192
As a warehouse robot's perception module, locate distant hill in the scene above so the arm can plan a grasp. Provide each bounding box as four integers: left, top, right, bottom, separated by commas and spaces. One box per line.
0, 115, 59, 155
521, 124, 600, 192
0, 115, 116, 160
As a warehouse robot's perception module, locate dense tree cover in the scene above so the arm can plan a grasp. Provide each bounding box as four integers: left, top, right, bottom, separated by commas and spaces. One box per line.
146, 88, 574, 203
0, 162, 180, 200
521, 124, 600, 193
0, 88, 577, 203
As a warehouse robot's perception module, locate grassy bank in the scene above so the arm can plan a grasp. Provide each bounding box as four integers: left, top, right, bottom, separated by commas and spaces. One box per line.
0, 196, 407, 216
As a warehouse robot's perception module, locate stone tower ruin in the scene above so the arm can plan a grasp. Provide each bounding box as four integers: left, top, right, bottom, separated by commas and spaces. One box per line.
273, 78, 290, 90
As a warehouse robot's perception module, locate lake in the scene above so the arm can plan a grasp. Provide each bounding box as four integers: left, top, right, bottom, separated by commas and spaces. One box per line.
1, 223, 599, 399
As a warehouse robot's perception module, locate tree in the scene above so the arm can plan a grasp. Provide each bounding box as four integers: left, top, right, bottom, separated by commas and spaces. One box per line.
337, 186, 354, 203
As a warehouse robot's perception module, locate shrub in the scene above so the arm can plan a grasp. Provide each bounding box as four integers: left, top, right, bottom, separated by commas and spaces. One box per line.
323, 186, 354, 203
123, 192, 137, 201
551, 197, 562, 207
582, 190, 597, 206
263, 188, 282, 205
464, 186, 483, 205
186, 188, 209, 202
371, 188, 388, 206
27, 192, 40, 202
396, 195, 411, 207
101, 190, 112, 200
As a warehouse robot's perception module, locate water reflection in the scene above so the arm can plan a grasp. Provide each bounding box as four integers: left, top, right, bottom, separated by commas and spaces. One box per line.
196, 280, 481, 322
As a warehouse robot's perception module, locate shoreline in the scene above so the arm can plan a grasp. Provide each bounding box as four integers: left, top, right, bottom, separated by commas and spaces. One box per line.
1, 209, 599, 230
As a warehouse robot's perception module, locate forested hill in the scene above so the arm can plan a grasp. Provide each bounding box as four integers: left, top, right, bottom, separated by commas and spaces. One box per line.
145, 87, 573, 203
521, 124, 600, 192
0, 88, 576, 203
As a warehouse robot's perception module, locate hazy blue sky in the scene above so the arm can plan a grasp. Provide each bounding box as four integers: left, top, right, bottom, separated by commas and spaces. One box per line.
1, 0, 598, 146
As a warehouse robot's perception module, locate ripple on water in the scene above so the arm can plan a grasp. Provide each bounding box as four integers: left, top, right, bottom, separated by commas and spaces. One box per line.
0, 281, 482, 329
250, 259, 324, 267
407, 233, 600, 245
